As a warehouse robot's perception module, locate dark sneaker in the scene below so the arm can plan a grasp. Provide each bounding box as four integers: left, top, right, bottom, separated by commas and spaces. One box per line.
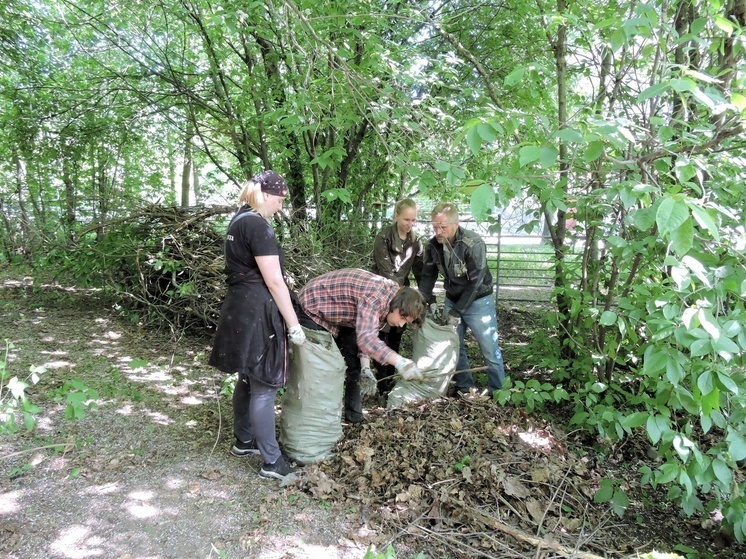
230, 438, 260, 457
259, 455, 297, 480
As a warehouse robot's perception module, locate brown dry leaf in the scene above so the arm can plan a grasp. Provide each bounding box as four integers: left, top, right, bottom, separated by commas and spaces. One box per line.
200, 469, 221, 480
353, 445, 375, 474
525, 497, 545, 524
503, 475, 531, 498
562, 516, 583, 532
530, 466, 551, 483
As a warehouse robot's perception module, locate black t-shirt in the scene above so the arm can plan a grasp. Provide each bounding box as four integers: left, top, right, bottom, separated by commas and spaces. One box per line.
224, 207, 284, 285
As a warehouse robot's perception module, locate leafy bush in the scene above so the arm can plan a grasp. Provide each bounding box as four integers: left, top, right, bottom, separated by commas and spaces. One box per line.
0, 341, 43, 434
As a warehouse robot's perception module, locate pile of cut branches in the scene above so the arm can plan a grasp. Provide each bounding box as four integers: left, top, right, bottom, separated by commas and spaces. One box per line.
73, 204, 371, 331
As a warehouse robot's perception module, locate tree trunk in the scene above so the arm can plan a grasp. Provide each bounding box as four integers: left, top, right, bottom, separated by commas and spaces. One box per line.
181, 126, 193, 208
0, 197, 13, 260
13, 149, 31, 255
63, 155, 76, 241
552, 0, 573, 362
192, 161, 200, 204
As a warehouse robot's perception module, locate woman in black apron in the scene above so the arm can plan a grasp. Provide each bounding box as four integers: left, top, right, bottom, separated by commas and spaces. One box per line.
209, 170, 306, 480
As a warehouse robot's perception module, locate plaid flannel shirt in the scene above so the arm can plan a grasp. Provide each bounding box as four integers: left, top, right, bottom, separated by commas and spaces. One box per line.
298, 268, 399, 364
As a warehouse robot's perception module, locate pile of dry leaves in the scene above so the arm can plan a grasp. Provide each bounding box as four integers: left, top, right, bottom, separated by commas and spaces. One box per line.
296, 393, 741, 559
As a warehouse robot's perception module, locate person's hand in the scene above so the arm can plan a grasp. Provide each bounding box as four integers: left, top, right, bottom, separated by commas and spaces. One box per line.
394, 357, 423, 381
360, 367, 378, 397
443, 312, 460, 328
287, 325, 306, 345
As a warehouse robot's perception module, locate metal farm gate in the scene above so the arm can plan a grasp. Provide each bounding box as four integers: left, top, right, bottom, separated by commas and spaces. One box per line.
489, 234, 555, 303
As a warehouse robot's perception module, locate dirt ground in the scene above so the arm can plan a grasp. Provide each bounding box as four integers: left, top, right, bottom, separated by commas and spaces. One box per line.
1, 275, 745, 559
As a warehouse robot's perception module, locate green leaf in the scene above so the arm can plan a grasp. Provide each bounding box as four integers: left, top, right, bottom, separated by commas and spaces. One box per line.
643, 345, 668, 374
670, 217, 693, 256
583, 141, 604, 162
599, 311, 617, 326
611, 489, 629, 516
731, 92, 746, 112
690, 17, 707, 34
656, 198, 689, 236
632, 206, 657, 231
711, 458, 732, 487
714, 15, 735, 34
477, 123, 498, 143
621, 412, 648, 429
539, 146, 559, 168
519, 146, 541, 167
24, 412, 37, 431
715, 370, 739, 394
594, 480, 614, 502
609, 28, 626, 52
670, 78, 695, 92
555, 128, 583, 142
466, 126, 482, 155
687, 203, 720, 241
679, 470, 694, 496
504, 66, 525, 87
657, 463, 679, 484
697, 370, 715, 395
712, 336, 741, 360
701, 388, 720, 415
698, 308, 720, 339
646, 414, 669, 445
638, 82, 669, 102
470, 184, 495, 223
690, 338, 711, 357
665, 359, 685, 384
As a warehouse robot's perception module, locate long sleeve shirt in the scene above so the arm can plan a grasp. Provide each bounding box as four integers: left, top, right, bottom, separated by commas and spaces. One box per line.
297, 268, 399, 364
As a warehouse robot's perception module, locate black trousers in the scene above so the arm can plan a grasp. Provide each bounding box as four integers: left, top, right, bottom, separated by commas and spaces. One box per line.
373, 326, 404, 396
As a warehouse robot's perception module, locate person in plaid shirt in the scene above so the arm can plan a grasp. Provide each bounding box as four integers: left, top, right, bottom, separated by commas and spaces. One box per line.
296, 268, 426, 423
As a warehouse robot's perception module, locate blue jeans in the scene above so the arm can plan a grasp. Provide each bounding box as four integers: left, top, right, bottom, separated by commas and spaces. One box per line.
444, 294, 506, 393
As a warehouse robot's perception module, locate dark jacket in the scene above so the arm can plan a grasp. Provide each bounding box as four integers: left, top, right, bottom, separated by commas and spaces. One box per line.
371, 223, 423, 287
418, 226, 493, 316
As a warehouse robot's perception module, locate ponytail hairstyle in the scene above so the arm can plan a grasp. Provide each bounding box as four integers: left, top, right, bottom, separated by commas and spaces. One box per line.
238, 178, 266, 211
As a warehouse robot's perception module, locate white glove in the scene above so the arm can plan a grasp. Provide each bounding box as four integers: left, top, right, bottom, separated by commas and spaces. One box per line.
360, 367, 378, 398
429, 303, 439, 319
287, 325, 306, 345
394, 357, 423, 381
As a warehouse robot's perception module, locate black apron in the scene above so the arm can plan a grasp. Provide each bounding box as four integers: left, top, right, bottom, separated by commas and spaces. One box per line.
209, 280, 288, 387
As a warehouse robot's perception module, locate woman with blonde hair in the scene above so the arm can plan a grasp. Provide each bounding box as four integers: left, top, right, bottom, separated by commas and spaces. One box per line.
209, 170, 306, 480
369, 198, 424, 395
